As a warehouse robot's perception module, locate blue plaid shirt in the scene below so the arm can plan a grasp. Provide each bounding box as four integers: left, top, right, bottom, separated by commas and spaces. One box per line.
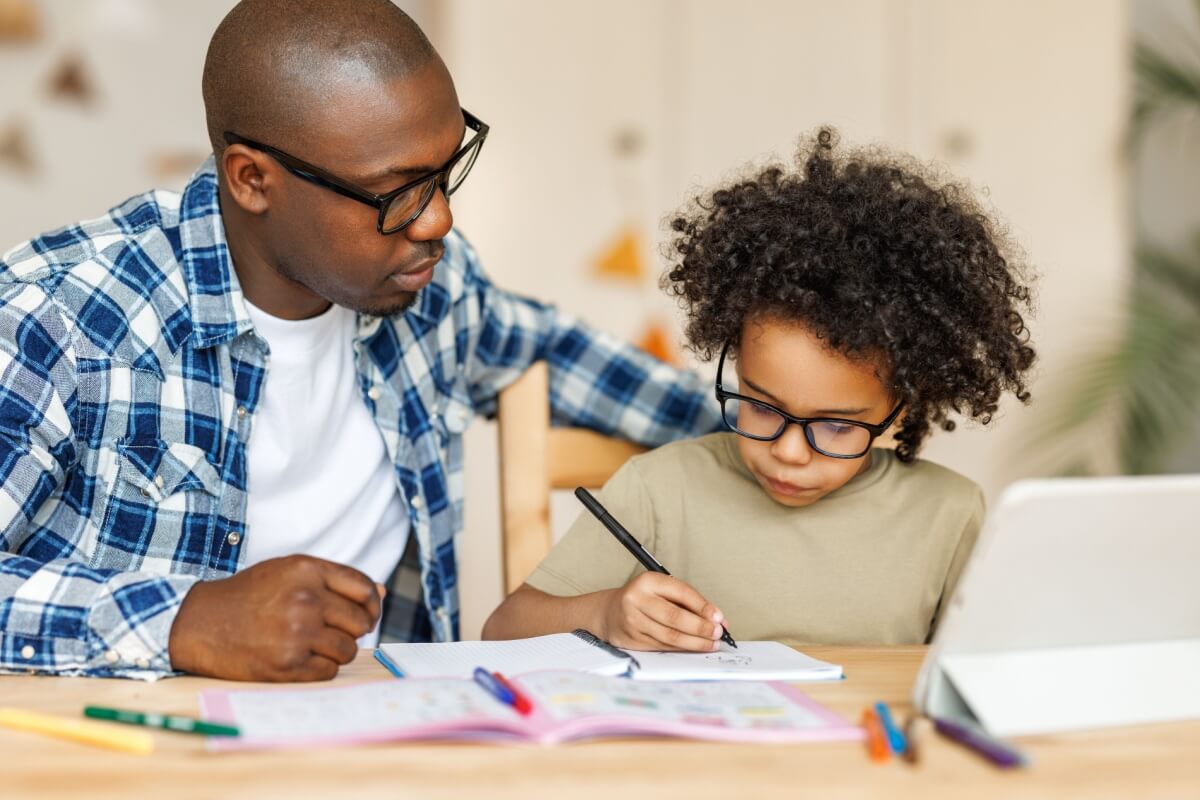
0, 159, 721, 679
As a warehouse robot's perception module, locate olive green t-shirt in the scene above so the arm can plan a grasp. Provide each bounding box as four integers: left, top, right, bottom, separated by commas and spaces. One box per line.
525, 433, 984, 646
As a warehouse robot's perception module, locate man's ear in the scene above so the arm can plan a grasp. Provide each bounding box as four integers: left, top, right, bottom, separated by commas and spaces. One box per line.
220, 145, 274, 215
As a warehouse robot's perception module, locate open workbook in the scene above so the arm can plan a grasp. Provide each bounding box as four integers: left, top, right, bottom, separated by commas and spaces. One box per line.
200, 670, 861, 751
374, 630, 844, 682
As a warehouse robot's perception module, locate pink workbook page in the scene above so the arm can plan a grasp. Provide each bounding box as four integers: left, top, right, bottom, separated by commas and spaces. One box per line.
200, 671, 861, 751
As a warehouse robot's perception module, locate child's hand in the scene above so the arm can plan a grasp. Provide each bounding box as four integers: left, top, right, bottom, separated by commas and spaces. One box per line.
598, 572, 726, 652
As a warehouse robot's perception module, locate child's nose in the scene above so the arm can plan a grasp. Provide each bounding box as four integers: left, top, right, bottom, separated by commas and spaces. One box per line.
770, 422, 814, 465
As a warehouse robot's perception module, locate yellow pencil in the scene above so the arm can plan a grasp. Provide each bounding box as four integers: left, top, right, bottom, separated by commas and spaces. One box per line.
0, 707, 154, 755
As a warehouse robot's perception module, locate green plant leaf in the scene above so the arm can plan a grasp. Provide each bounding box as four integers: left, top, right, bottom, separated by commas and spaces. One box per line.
1133, 37, 1200, 141
1113, 291, 1200, 472
1024, 269, 1200, 475
1136, 237, 1200, 309
1022, 21, 1200, 476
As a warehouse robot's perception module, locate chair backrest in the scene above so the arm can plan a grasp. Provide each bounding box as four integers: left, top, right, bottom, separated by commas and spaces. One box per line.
497, 361, 647, 594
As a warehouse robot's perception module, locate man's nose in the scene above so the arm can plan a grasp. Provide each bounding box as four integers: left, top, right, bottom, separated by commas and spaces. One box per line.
406, 185, 453, 241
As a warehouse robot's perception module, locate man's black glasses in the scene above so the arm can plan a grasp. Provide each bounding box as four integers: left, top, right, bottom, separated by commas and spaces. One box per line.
715, 342, 904, 459
224, 109, 488, 235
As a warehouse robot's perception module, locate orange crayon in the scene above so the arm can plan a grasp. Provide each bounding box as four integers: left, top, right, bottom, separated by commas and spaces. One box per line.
861, 708, 890, 763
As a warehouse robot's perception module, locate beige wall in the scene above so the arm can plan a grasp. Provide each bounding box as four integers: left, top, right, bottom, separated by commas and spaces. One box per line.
0, 0, 437, 243
0, 2, 1131, 639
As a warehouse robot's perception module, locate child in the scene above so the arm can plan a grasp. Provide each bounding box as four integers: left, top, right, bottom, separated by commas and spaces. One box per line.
483, 128, 1035, 651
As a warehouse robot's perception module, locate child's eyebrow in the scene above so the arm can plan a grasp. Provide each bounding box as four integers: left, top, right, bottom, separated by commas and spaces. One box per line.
742, 376, 871, 416
741, 376, 784, 404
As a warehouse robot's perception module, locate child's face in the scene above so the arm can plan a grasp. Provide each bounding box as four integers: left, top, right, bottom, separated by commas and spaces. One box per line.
730, 318, 898, 508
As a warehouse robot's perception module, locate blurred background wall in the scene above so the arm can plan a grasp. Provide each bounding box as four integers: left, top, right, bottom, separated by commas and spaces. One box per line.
0, 1, 1153, 637
1132, 0, 1200, 474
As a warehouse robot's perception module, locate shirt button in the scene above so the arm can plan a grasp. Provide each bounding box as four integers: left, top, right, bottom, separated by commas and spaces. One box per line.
104, 650, 120, 664
367, 386, 381, 401
227, 531, 241, 546
435, 607, 448, 621
154, 475, 165, 489
236, 406, 247, 419
20, 645, 34, 660
410, 496, 423, 510
135, 657, 150, 670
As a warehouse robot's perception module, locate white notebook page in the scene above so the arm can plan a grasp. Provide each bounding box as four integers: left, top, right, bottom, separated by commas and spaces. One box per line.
377, 633, 630, 679
628, 641, 843, 681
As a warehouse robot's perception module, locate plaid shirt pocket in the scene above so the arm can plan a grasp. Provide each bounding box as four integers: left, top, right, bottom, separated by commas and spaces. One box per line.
91, 439, 223, 571
114, 439, 222, 502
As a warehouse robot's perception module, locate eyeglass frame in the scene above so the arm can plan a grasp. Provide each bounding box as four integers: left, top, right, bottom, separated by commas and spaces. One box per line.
714, 342, 905, 459
222, 108, 489, 235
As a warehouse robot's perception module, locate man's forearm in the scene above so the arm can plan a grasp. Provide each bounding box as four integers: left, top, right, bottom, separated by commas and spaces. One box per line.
461, 273, 722, 442
542, 319, 723, 446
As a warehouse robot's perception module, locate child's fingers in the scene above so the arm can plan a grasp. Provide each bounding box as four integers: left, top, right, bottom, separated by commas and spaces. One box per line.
633, 607, 720, 652
640, 595, 722, 646
642, 574, 725, 627
642, 593, 721, 640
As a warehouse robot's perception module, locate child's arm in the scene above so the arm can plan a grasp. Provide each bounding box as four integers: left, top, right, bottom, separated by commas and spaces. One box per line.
482, 573, 726, 652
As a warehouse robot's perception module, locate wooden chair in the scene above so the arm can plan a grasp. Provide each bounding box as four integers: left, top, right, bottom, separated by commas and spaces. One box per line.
497, 362, 647, 594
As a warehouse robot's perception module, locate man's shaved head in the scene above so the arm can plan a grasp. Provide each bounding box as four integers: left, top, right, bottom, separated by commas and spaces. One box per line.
202, 0, 437, 153
205, 0, 465, 321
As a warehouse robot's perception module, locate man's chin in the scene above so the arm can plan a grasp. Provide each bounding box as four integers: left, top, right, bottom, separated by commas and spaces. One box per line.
357, 290, 419, 318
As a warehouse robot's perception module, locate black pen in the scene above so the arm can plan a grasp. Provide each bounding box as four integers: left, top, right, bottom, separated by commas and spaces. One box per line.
574, 486, 737, 649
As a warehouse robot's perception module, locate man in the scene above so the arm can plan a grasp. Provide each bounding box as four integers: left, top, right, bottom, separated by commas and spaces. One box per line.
0, 0, 719, 682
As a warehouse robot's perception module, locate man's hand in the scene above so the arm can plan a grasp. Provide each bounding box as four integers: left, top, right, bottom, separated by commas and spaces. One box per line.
168, 555, 381, 682
597, 572, 726, 652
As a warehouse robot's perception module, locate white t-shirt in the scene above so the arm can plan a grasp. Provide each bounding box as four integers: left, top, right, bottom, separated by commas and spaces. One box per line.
242, 300, 409, 646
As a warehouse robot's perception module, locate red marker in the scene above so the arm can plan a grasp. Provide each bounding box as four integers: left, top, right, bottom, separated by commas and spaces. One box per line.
492, 672, 533, 716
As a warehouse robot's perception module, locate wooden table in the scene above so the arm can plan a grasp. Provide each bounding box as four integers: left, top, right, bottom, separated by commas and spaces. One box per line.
2, 646, 1196, 799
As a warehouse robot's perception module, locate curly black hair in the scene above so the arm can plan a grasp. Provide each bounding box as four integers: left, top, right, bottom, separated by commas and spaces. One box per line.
664, 128, 1036, 462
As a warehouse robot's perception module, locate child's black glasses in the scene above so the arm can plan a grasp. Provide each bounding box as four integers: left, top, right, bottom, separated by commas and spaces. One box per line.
714, 343, 904, 459
223, 109, 488, 235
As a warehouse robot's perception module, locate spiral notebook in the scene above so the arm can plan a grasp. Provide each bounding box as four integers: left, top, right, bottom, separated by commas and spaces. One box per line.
374, 630, 843, 682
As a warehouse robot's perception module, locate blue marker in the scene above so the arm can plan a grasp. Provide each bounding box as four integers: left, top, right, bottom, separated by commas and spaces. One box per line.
874, 701, 907, 755
473, 667, 515, 707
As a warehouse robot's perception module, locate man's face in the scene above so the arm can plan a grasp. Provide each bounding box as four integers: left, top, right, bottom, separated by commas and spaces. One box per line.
254, 62, 465, 317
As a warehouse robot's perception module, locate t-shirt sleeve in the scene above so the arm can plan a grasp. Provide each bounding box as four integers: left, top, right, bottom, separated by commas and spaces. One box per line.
524, 458, 657, 597
929, 487, 986, 636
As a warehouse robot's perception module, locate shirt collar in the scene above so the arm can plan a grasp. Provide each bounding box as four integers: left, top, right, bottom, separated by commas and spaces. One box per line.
176, 157, 254, 348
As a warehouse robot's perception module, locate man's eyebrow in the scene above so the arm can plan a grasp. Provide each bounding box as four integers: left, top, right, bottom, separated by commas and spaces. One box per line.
358, 163, 439, 185
741, 376, 870, 416
359, 124, 469, 185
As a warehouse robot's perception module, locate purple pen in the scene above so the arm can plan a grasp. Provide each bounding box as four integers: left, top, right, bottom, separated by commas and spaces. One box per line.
932, 717, 1029, 769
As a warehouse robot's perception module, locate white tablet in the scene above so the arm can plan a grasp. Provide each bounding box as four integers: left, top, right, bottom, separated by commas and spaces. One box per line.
913, 474, 1200, 736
